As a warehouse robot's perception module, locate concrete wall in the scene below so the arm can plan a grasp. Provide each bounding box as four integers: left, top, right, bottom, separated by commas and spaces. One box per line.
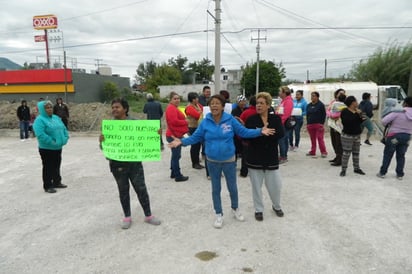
71, 73, 130, 103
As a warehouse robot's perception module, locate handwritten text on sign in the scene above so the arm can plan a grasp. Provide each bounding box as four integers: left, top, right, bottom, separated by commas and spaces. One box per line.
102, 120, 161, 162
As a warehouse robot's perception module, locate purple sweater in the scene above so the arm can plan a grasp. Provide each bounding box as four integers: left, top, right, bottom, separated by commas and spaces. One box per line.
382, 107, 412, 136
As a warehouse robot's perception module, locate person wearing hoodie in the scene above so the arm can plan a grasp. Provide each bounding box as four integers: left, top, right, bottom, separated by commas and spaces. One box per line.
168, 94, 275, 229
276, 86, 294, 164
377, 96, 412, 180
33, 100, 69, 193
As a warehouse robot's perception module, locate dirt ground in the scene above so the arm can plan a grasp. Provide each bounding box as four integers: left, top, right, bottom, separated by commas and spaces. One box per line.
0, 101, 145, 131
0, 130, 411, 274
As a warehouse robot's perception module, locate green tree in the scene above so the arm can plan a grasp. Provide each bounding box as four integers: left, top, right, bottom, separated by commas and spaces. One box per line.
146, 64, 182, 92
168, 54, 188, 72
188, 58, 214, 84
102, 81, 121, 102
349, 42, 412, 91
241, 60, 285, 97
135, 61, 157, 84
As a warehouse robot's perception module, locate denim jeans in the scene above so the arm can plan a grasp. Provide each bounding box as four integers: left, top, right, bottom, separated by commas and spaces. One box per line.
207, 160, 238, 215
289, 117, 304, 147
379, 133, 410, 177
167, 136, 183, 178
110, 161, 151, 218
279, 127, 291, 158
19, 120, 30, 139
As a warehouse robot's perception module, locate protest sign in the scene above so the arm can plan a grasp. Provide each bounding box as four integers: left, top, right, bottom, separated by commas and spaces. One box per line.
101, 120, 161, 162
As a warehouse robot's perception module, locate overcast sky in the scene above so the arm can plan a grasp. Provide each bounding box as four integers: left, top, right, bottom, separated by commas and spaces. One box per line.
1, 0, 411, 82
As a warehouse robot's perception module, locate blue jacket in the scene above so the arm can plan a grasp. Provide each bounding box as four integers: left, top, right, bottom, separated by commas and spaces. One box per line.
182, 112, 262, 161
293, 98, 308, 117
33, 101, 69, 150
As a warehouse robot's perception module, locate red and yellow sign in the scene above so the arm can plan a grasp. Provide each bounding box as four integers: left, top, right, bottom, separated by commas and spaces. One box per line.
33, 14, 58, 30
34, 35, 46, 42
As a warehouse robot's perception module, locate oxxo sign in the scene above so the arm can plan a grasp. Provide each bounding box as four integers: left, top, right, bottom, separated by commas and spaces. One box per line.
33, 14, 58, 30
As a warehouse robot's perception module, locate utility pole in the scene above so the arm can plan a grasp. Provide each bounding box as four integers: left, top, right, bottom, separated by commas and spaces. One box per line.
251, 29, 267, 95
324, 59, 327, 80
213, 0, 221, 94
95, 58, 103, 74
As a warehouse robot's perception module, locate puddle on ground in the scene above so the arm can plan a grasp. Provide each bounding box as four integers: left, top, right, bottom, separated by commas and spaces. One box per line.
195, 251, 218, 261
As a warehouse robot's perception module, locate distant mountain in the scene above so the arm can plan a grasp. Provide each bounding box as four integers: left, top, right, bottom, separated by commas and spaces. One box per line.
0, 57, 22, 70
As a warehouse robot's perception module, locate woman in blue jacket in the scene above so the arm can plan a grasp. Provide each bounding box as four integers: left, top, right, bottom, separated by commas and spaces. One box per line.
33, 100, 69, 193
168, 94, 275, 229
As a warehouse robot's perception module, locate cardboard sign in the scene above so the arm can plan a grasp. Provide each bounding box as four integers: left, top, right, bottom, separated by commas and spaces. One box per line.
101, 120, 161, 162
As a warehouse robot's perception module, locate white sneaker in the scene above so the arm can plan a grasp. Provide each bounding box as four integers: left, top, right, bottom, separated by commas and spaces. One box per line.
214, 214, 223, 229
232, 208, 245, 222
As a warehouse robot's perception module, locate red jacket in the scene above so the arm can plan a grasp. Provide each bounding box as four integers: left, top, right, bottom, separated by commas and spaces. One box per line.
165, 104, 188, 138
240, 106, 257, 123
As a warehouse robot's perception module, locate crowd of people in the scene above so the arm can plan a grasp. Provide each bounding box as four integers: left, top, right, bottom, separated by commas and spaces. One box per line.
23, 86, 411, 230
162, 86, 412, 228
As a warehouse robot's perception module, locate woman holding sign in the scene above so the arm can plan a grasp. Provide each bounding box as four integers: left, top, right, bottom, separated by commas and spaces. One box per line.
168, 94, 275, 229
99, 98, 161, 229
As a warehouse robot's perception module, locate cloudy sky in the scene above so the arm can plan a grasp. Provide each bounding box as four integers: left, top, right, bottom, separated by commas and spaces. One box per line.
1, 0, 411, 82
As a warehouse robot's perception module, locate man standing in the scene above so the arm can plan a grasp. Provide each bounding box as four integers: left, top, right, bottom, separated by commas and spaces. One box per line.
199, 86, 211, 106
143, 93, 164, 150
17, 100, 31, 141
359, 92, 374, 145
53, 98, 70, 128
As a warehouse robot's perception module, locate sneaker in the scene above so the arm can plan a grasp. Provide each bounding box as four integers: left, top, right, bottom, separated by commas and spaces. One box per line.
214, 214, 223, 229
121, 217, 132, 229
289, 146, 294, 151
306, 152, 315, 156
354, 169, 365, 175
55, 183, 67, 188
232, 208, 245, 222
279, 158, 288, 164
293, 146, 299, 152
364, 140, 372, 145
144, 215, 161, 225
340, 170, 346, 177
396, 176, 403, 181
272, 206, 284, 217
376, 173, 385, 178
321, 154, 327, 158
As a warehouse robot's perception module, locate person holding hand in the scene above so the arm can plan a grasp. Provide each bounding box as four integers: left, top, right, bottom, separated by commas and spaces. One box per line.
168, 94, 275, 229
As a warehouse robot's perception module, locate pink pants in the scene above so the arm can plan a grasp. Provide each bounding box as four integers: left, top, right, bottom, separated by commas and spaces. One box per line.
307, 123, 327, 155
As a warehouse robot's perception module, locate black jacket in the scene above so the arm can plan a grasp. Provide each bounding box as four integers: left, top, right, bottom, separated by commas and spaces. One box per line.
17, 105, 31, 121
244, 113, 284, 170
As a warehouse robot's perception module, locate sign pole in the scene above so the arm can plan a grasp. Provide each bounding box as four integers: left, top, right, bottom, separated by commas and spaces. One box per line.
44, 29, 50, 68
